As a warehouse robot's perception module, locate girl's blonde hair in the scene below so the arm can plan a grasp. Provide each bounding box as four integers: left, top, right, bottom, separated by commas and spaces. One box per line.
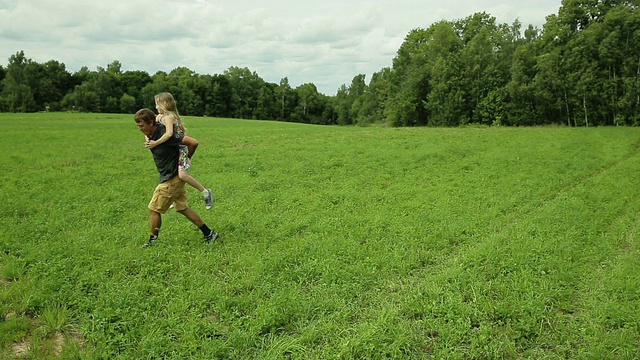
154, 92, 186, 132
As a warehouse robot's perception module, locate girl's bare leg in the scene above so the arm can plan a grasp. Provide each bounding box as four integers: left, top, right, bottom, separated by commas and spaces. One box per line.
179, 170, 214, 209
179, 170, 205, 192
182, 135, 199, 158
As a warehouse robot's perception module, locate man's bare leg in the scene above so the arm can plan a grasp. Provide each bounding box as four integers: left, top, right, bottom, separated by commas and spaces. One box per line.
178, 208, 218, 242
144, 210, 162, 247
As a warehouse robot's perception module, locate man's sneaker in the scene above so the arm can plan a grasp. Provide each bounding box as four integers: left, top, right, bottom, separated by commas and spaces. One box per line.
203, 188, 213, 210
204, 230, 218, 243
143, 235, 157, 248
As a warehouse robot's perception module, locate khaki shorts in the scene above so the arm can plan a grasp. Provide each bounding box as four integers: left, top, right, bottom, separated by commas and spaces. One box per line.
148, 176, 189, 213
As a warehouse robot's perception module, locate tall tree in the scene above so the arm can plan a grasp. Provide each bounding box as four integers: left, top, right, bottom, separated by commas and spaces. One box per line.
275, 77, 296, 121
166, 67, 200, 115
255, 82, 278, 120
505, 25, 540, 125
39, 60, 74, 111
140, 71, 169, 109
0, 64, 5, 84
421, 20, 465, 126
119, 70, 152, 110
384, 28, 432, 126
208, 74, 233, 117
61, 83, 100, 112
354, 67, 391, 125
224, 66, 265, 119
334, 84, 351, 125
346, 74, 367, 124
294, 83, 324, 124
455, 13, 505, 124
0, 51, 36, 112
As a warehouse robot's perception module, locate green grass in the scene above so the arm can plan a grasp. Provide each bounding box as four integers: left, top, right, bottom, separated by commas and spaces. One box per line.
1, 112, 640, 359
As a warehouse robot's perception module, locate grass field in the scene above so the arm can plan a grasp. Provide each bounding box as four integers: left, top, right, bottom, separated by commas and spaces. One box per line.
1, 112, 640, 359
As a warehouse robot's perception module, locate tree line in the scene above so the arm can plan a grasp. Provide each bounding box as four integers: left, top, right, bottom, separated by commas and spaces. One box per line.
0, 55, 335, 124
1, 0, 638, 126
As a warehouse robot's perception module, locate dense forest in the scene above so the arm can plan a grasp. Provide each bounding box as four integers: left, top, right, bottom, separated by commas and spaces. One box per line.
1, 0, 638, 126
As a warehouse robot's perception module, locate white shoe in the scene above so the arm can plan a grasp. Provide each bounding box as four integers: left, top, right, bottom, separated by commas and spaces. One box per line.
203, 189, 213, 209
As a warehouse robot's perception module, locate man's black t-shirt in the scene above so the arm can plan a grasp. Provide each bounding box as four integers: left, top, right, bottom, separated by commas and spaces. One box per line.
149, 123, 184, 183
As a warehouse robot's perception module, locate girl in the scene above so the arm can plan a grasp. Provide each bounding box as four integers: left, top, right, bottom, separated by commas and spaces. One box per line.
145, 92, 213, 209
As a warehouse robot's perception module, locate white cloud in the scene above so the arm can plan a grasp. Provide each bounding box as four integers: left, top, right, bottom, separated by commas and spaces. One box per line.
0, 0, 562, 95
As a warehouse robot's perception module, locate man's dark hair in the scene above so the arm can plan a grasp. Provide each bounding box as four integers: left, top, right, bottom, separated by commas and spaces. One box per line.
135, 108, 156, 124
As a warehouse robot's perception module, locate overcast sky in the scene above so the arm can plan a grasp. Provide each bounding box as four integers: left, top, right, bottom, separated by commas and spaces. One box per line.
0, 0, 562, 95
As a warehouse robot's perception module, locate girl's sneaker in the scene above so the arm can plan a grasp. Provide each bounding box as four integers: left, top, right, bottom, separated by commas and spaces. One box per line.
203, 189, 213, 209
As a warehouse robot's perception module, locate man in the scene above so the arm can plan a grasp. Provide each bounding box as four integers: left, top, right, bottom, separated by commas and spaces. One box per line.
134, 108, 218, 247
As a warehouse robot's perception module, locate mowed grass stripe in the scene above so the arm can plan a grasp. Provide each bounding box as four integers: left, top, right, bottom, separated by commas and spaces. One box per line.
390, 137, 640, 358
